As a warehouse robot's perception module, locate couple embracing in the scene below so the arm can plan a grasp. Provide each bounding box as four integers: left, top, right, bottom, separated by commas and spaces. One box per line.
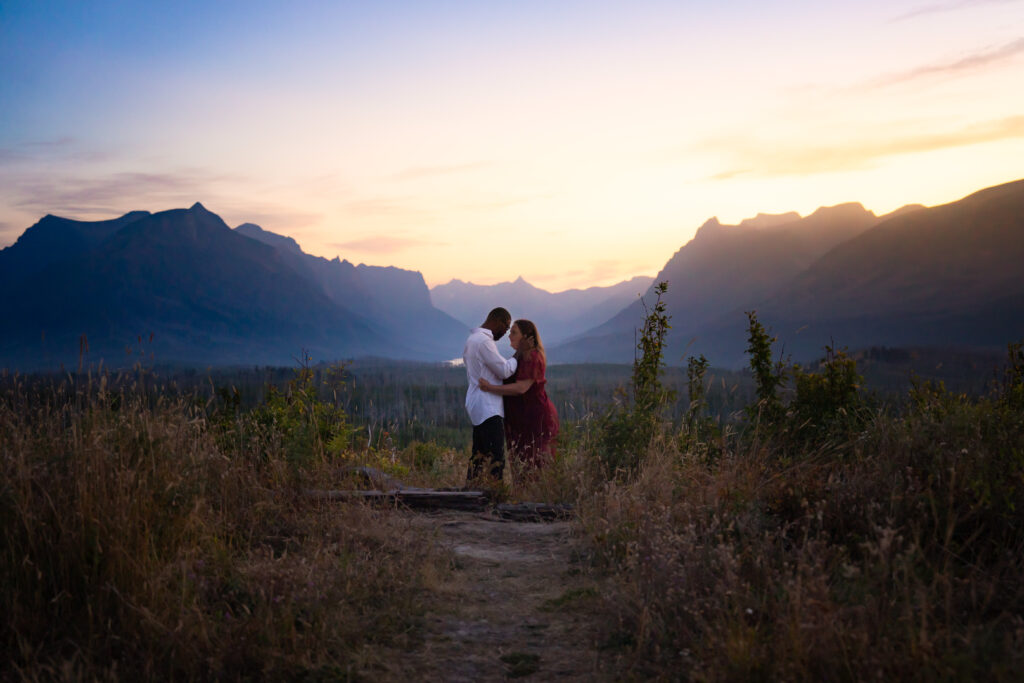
463, 307, 559, 486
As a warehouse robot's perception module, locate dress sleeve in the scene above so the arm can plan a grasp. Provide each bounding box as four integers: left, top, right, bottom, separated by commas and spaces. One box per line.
519, 350, 545, 381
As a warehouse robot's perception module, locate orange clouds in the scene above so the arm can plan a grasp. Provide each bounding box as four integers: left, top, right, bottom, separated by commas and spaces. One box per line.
708, 116, 1024, 179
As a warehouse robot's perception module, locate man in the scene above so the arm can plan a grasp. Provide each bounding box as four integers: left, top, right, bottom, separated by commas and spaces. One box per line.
463, 307, 518, 485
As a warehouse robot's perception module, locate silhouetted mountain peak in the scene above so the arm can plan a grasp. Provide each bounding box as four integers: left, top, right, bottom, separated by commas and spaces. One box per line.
112, 205, 234, 250
0, 210, 152, 283
807, 202, 873, 220
235, 222, 303, 254
694, 217, 722, 238
960, 177, 1024, 204
26, 210, 150, 237
880, 204, 926, 221
738, 211, 801, 230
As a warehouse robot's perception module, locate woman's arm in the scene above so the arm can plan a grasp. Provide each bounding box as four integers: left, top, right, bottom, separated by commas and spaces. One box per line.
479, 377, 534, 396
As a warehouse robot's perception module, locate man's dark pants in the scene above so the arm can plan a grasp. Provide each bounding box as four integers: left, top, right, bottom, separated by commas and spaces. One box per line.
467, 415, 505, 484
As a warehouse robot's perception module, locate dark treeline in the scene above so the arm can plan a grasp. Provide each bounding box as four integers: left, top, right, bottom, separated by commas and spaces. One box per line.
2, 344, 1006, 451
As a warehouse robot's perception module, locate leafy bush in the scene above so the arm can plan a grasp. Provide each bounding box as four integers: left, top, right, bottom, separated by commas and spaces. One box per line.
234, 358, 353, 473
790, 344, 866, 443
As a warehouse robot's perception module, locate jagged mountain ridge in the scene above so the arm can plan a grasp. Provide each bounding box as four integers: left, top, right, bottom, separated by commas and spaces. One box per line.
744, 178, 1024, 361
555, 201, 890, 362
0, 210, 151, 285
0, 204, 466, 369
235, 222, 467, 353
554, 178, 1024, 367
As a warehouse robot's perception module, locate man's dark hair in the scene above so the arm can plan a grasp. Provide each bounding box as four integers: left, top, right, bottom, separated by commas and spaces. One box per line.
484, 307, 512, 326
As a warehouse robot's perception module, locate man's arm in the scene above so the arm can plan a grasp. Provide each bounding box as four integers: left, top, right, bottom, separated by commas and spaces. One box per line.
481, 338, 517, 379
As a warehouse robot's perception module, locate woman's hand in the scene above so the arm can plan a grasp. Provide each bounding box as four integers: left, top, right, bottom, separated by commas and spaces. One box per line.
478, 378, 495, 392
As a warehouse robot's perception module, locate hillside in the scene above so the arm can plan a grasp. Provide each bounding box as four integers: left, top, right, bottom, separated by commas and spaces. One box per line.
0, 204, 464, 369
554, 178, 1023, 367
555, 202, 890, 364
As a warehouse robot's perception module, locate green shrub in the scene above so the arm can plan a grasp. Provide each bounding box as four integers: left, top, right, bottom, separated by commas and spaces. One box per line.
1003, 339, 1024, 409
249, 358, 352, 468
744, 310, 787, 428
598, 282, 673, 476
681, 353, 721, 465
790, 344, 865, 442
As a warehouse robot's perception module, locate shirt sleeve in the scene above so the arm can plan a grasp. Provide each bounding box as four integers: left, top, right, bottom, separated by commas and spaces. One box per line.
482, 338, 517, 379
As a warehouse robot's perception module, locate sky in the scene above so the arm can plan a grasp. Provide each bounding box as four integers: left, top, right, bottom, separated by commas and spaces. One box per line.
1, 0, 1022, 292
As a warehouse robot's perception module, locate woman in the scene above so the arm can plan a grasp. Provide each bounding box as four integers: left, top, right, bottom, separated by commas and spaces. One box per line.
478, 319, 559, 476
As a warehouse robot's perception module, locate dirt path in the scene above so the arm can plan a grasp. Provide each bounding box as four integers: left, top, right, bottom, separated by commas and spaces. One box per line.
379, 510, 609, 681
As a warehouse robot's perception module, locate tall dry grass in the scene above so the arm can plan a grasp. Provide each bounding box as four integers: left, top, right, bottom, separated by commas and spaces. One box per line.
573, 385, 1024, 680
0, 370, 445, 680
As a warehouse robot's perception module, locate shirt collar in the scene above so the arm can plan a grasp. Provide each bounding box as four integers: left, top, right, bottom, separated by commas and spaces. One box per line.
475, 327, 494, 339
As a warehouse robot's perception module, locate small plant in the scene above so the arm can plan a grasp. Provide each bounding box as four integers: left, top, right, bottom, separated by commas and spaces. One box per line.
790, 344, 864, 442
633, 282, 673, 416
744, 311, 787, 427
685, 354, 710, 427
1003, 339, 1024, 409
251, 355, 352, 468
598, 282, 673, 475
682, 353, 720, 464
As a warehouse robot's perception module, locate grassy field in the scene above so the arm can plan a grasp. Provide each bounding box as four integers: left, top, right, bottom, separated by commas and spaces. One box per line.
0, 368, 449, 679
2, 338, 1022, 679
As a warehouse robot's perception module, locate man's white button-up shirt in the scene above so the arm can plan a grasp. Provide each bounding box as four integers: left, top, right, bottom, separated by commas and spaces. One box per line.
463, 327, 518, 426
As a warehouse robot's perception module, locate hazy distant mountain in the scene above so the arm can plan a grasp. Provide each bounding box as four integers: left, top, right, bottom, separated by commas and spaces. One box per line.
741, 178, 1024, 363
559, 180, 1023, 367
556, 202, 888, 364
235, 222, 468, 356
430, 275, 654, 345
0, 204, 464, 369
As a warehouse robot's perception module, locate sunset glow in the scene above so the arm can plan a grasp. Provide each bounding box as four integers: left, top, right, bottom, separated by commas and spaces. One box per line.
2, 0, 1022, 291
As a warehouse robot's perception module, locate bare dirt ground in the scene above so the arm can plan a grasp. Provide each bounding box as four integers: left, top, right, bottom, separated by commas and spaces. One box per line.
376, 510, 612, 681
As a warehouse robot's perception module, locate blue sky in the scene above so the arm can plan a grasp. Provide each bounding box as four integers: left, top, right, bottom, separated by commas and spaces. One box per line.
2, 0, 1022, 290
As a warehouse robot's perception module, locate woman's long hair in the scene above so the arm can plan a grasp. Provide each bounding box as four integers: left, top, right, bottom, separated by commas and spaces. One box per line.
515, 319, 545, 364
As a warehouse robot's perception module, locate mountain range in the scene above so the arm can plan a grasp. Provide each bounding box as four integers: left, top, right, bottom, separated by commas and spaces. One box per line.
1, 178, 1022, 370
0, 203, 467, 369
429, 275, 654, 346
554, 179, 1024, 366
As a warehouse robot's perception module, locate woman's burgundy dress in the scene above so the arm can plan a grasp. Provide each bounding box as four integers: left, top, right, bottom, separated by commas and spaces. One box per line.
503, 349, 559, 471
